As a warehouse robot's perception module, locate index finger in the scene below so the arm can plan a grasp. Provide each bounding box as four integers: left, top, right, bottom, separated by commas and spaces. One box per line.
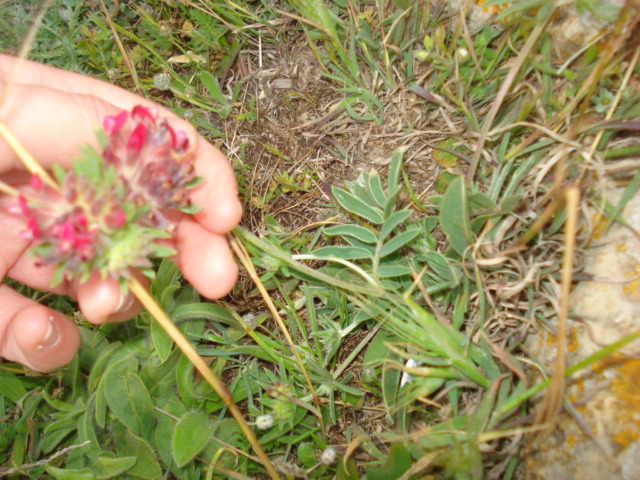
0, 55, 242, 234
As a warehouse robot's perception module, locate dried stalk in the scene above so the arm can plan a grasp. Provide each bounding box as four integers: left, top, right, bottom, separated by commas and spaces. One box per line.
128, 277, 281, 480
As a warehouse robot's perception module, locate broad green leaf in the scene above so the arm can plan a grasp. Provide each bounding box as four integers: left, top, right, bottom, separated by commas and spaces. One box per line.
88, 342, 122, 390
94, 455, 137, 480
200, 71, 225, 102
378, 229, 421, 257
176, 354, 201, 407
337, 457, 361, 480
78, 395, 102, 456
172, 302, 237, 326
439, 176, 473, 257
366, 170, 387, 208
95, 375, 107, 428
297, 443, 317, 469
332, 186, 384, 224
42, 419, 77, 453
114, 426, 162, 479
312, 245, 373, 260
103, 361, 139, 434
324, 224, 377, 244
378, 264, 413, 278
0, 370, 28, 402
424, 251, 460, 286
387, 149, 404, 193
172, 411, 215, 467
365, 443, 412, 480
364, 330, 396, 368
45, 466, 95, 480
469, 191, 498, 212
379, 210, 412, 240
150, 317, 173, 362
126, 372, 156, 442
154, 412, 175, 468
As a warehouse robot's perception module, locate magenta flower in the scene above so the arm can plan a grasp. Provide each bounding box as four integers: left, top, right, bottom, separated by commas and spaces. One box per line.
7, 106, 200, 286
102, 105, 197, 228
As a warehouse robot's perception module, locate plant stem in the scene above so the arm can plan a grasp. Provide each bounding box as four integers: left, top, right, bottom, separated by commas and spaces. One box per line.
228, 234, 327, 439
0, 122, 57, 188
127, 276, 281, 480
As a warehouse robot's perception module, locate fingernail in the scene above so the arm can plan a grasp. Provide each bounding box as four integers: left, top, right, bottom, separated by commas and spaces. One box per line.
114, 291, 135, 315
37, 316, 60, 349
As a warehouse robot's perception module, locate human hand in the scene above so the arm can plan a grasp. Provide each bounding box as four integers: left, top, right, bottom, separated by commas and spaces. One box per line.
0, 55, 242, 372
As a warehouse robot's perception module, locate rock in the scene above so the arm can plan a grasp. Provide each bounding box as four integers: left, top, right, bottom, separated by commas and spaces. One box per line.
523, 187, 640, 479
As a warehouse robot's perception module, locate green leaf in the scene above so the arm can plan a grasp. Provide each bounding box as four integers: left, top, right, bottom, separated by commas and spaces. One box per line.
172, 411, 215, 467
45, 466, 95, 480
332, 186, 384, 224
337, 457, 360, 480
439, 176, 473, 257
0, 370, 28, 402
103, 361, 139, 434
178, 203, 202, 214
378, 264, 413, 278
42, 419, 77, 453
126, 372, 156, 442
94, 454, 137, 480
378, 229, 421, 257
379, 210, 412, 240
312, 245, 373, 260
607, 168, 640, 229
387, 149, 404, 194
175, 354, 200, 408
114, 425, 162, 479
324, 224, 377, 244
366, 171, 387, 208
151, 317, 173, 362
88, 342, 122, 391
365, 443, 412, 480
172, 302, 237, 326
200, 71, 225, 102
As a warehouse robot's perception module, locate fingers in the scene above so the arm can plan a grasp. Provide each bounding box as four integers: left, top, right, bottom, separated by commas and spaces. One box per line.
0, 285, 80, 372
72, 271, 145, 325
190, 141, 243, 234
175, 217, 238, 299
0, 84, 123, 173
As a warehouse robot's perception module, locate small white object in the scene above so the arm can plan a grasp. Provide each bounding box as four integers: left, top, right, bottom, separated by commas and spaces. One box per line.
255, 414, 274, 430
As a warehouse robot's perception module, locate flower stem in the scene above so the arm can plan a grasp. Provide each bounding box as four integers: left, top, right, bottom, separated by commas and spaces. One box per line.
0, 179, 19, 197
0, 122, 57, 188
229, 233, 326, 438
127, 276, 281, 480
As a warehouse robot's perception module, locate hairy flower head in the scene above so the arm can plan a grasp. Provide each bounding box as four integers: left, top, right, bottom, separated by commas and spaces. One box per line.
8, 106, 200, 286
102, 105, 198, 229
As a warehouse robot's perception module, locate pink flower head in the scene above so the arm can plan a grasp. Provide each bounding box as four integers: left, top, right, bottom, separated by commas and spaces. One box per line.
127, 124, 147, 155
131, 105, 156, 123
30, 175, 43, 192
15, 105, 199, 285
102, 105, 197, 226
103, 111, 128, 136
7, 195, 40, 240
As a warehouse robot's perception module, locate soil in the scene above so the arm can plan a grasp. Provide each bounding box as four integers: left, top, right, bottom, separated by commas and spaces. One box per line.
214, 32, 461, 233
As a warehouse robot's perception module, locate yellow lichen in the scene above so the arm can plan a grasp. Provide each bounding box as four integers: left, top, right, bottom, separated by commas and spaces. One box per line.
622, 263, 640, 297
587, 354, 640, 449
567, 327, 579, 353
590, 213, 608, 241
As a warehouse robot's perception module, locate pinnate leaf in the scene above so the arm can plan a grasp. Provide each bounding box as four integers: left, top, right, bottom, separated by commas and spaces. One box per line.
332, 186, 384, 224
